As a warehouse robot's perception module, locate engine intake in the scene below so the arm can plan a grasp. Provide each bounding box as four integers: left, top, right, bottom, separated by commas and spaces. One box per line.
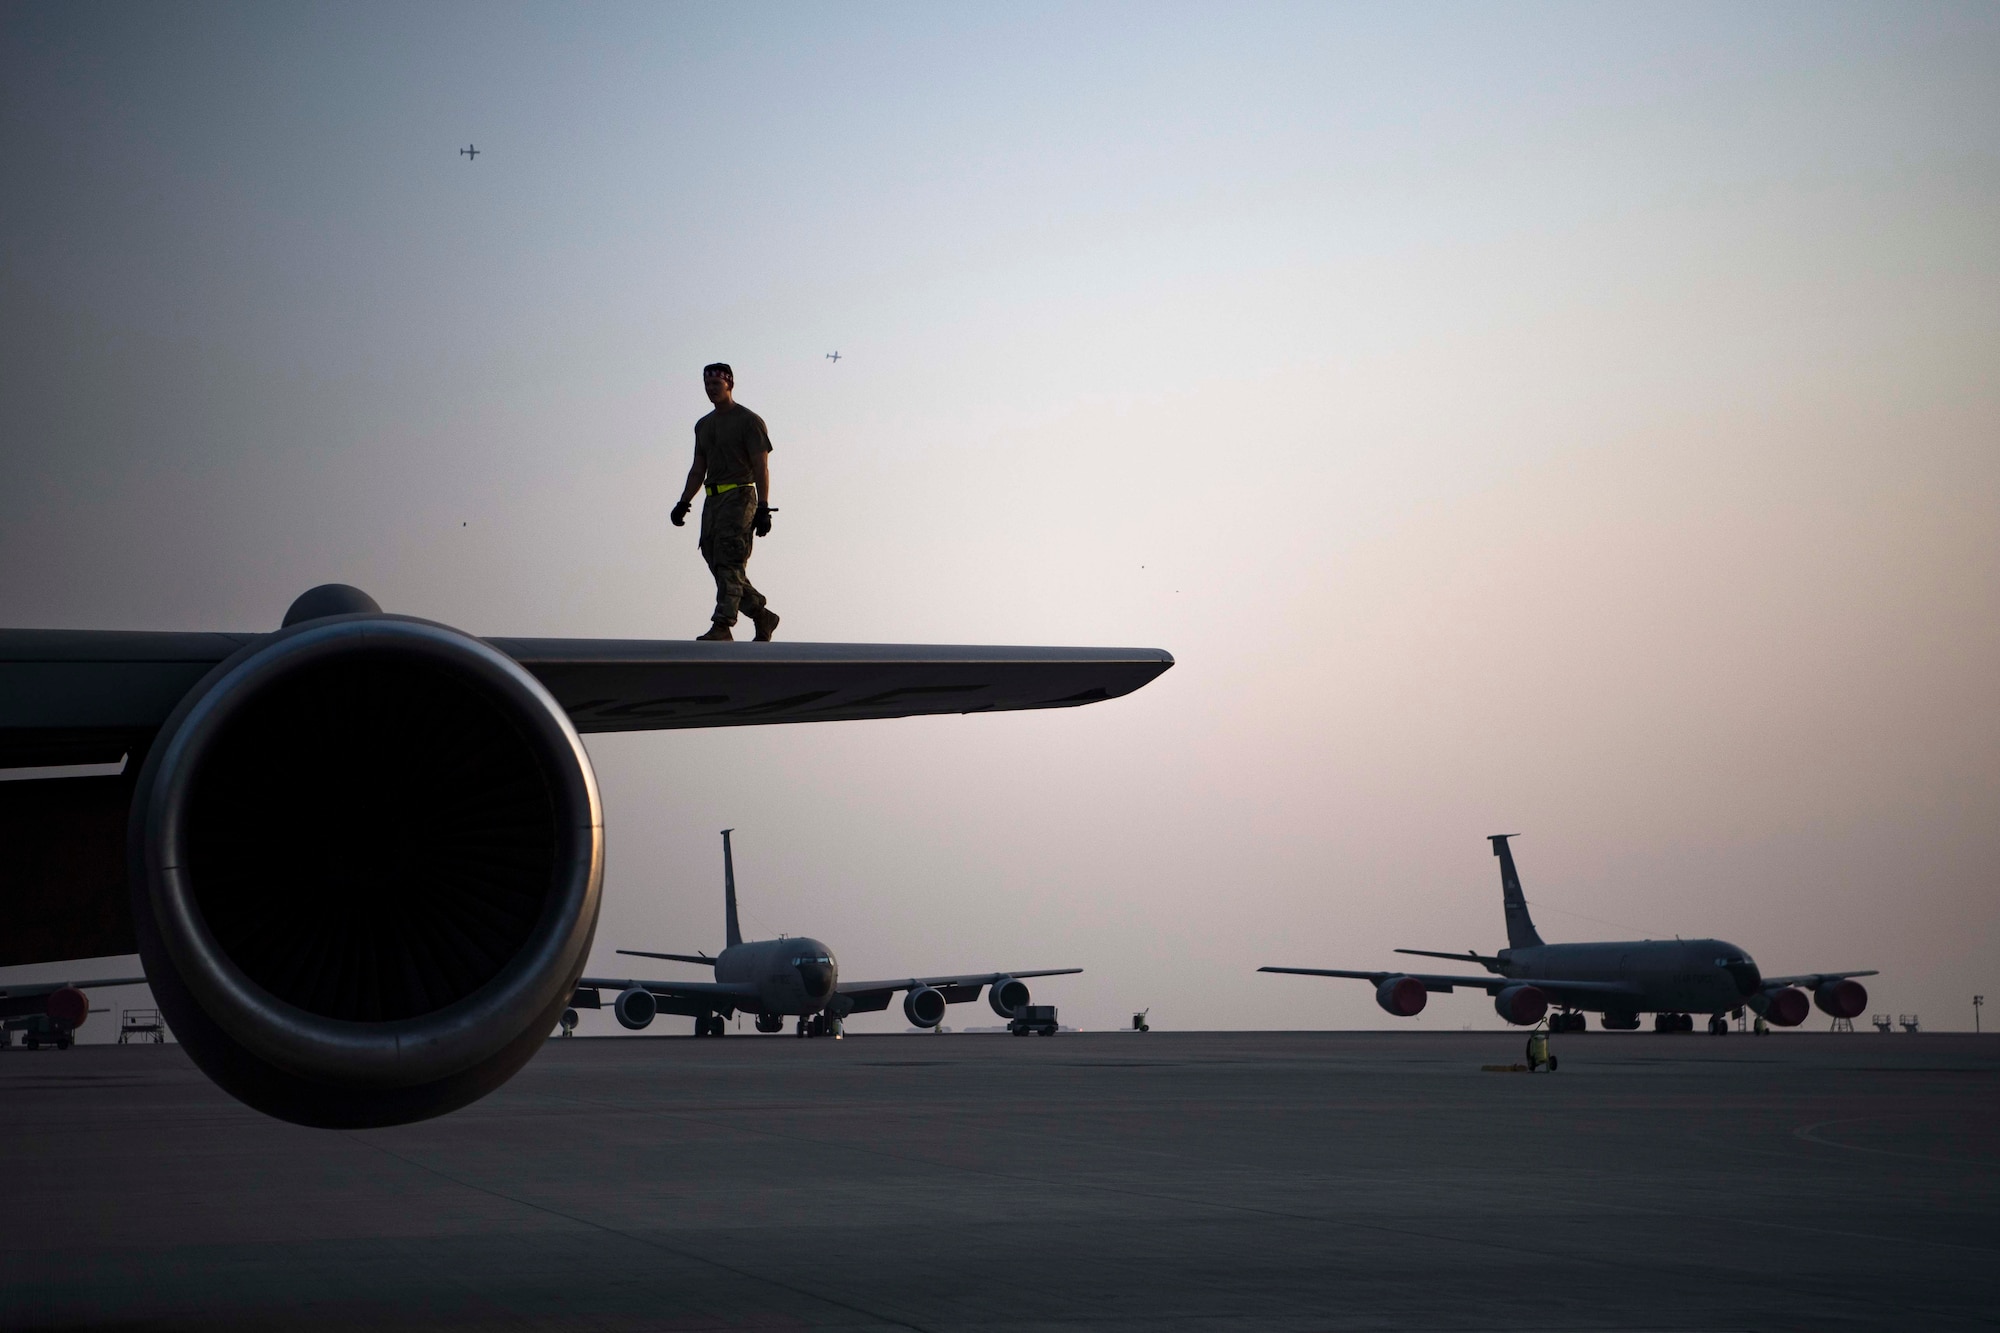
989, 976, 1031, 1018
1493, 985, 1548, 1026
1375, 975, 1426, 1017
614, 987, 657, 1030
903, 986, 947, 1028
129, 611, 603, 1128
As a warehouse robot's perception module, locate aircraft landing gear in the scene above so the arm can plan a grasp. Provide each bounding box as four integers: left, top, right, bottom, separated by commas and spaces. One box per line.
693, 1015, 726, 1038
1654, 1012, 1694, 1033
1552, 1011, 1586, 1033
1707, 1014, 1729, 1035
796, 1013, 843, 1039
755, 1014, 785, 1034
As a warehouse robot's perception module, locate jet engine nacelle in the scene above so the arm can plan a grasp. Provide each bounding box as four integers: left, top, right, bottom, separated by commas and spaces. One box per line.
1374, 975, 1426, 1017
613, 987, 657, 1030
128, 599, 604, 1129
989, 977, 1031, 1018
46, 986, 91, 1030
903, 986, 947, 1028
1493, 985, 1548, 1026
1813, 979, 1868, 1019
1751, 987, 1809, 1027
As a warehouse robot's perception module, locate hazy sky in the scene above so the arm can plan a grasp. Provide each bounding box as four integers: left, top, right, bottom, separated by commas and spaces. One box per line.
4, 2, 1996, 1037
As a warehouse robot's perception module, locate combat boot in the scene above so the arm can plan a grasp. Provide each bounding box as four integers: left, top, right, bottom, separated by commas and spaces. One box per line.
749, 608, 780, 642
695, 624, 733, 642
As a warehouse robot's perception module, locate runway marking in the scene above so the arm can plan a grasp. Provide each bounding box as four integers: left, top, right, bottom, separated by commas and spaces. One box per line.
344, 1132, 941, 1332
1794, 1116, 2000, 1168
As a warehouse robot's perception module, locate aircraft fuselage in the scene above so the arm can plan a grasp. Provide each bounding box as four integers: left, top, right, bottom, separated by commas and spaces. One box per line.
1499, 939, 1757, 1015
712, 937, 839, 1017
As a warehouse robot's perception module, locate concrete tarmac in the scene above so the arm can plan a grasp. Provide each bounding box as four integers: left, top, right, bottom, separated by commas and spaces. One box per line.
3, 1030, 1996, 1332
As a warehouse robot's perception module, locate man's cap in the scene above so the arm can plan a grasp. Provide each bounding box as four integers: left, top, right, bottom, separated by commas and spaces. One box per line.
702, 362, 734, 385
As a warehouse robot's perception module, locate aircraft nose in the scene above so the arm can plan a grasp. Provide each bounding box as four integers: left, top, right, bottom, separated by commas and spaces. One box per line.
1726, 960, 1762, 997
797, 962, 834, 1000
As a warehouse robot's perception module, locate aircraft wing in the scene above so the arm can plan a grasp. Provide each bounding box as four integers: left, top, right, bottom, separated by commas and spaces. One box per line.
1259, 966, 1639, 1006
579, 975, 757, 1001
836, 968, 1082, 1013
0, 976, 148, 1000
1758, 970, 1879, 989
2, 631, 1173, 766
577, 974, 762, 1020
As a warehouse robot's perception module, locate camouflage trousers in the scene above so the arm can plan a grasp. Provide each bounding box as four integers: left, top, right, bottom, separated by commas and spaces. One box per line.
697, 485, 768, 628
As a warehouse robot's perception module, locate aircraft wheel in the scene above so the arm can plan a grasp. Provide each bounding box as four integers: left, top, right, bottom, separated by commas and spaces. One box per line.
1547, 1055, 1558, 1071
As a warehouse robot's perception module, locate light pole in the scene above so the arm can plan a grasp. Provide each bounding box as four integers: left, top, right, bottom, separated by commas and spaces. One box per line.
1976, 995, 1985, 1034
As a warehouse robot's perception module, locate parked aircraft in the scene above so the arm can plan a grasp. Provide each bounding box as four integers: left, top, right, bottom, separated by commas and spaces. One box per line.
0, 974, 144, 1049
1261, 835, 1875, 1033
577, 830, 1078, 1036
0, 583, 1170, 1126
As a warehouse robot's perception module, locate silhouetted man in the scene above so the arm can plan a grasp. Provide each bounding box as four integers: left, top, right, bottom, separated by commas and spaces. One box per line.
671, 363, 779, 641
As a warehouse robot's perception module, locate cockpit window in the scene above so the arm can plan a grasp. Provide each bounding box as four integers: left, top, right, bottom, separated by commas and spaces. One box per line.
790, 953, 833, 966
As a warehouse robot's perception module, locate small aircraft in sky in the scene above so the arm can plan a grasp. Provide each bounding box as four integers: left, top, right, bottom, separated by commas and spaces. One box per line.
1262, 835, 1876, 1033
577, 829, 1079, 1036
825, 351, 841, 363
459, 144, 479, 161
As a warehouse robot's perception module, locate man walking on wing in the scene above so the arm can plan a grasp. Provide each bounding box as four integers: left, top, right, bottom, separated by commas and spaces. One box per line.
671, 362, 779, 641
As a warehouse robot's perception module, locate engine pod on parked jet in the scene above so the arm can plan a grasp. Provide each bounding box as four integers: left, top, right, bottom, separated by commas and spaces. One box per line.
989, 976, 1031, 1018
614, 987, 657, 1030
1493, 984, 1547, 1026
903, 986, 947, 1028
1813, 979, 1867, 1019
1375, 975, 1426, 1017
128, 612, 604, 1128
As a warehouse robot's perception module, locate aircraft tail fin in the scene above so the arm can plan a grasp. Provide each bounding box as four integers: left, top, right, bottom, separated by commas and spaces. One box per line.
721, 828, 743, 949
1489, 834, 1543, 948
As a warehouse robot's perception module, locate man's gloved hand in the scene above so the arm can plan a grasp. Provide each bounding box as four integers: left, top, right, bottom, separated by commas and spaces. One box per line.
670, 499, 691, 527
753, 504, 776, 537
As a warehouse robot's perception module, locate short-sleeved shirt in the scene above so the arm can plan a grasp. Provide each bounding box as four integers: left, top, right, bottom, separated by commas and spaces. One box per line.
693, 403, 773, 488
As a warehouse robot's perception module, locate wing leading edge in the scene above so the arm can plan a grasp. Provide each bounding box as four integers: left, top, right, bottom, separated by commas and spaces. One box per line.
0, 630, 1174, 767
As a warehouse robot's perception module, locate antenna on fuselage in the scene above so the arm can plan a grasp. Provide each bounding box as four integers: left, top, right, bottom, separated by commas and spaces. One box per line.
721, 828, 743, 949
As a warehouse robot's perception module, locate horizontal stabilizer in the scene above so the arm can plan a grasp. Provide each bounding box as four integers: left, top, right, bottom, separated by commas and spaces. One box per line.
1395, 948, 1506, 973
616, 950, 714, 966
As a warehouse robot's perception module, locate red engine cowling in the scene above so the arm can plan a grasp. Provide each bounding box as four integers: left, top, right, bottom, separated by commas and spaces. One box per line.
1757, 987, 1809, 1026
1375, 975, 1427, 1017
1493, 985, 1547, 1026
46, 986, 90, 1030
1814, 979, 1867, 1019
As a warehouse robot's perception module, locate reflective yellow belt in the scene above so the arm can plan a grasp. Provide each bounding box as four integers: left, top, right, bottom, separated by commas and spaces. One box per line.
705, 482, 753, 496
